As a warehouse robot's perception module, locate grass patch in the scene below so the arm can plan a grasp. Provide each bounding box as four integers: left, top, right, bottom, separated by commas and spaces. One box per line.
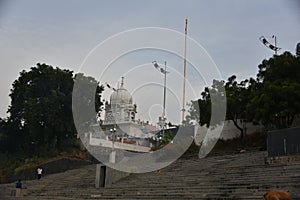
0, 148, 92, 183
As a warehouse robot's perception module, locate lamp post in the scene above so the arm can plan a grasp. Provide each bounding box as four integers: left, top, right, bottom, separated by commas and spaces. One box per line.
110, 127, 117, 150
152, 61, 168, 135
109, 127, 116, 163
162, 61, 167, 120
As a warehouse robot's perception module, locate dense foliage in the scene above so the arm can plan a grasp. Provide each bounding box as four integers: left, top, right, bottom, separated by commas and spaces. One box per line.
0, 63, 103, 156
187, 49, 300, 138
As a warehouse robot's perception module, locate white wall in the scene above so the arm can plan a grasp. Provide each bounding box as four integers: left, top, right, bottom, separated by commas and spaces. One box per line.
194, 120, 264, 145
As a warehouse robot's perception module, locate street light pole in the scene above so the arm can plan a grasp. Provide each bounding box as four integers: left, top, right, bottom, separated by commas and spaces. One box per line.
110, 127, 117, 150
272, 35, 278, 55
162, 61, 167, 136
152, 61, 168, 136
163, 61, 167, 121
274, 35, 277, 55
109, 127, 116, 163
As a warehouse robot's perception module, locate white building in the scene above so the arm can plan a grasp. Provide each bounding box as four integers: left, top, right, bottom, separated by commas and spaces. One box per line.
103, 77, 136, 125
101, 77, 157, 140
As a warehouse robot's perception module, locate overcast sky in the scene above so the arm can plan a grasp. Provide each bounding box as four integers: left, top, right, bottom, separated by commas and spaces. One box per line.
0, 0, 300, 124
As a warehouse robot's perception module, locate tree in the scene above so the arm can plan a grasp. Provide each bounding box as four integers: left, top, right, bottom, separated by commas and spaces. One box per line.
187, 76, 261, 140
186, 79, 226, 127
247, 80, 300, 129
160, 130, 174, 145
187, 50, 300, 137
225, 75, 249, 139
247, 51, 300, 129
296, 42, 300, 57
257, 51, 300, 83
0, 116, 28, 153
186, 87, 210, 126
0, 118, 8, 152
72, 73, 104, 134
6, 63, 104, 154
7, 64, 76, 152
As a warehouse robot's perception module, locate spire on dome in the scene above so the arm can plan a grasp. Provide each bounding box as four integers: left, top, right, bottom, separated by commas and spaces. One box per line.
110, 77, 132, 105
121, 77, 124, 88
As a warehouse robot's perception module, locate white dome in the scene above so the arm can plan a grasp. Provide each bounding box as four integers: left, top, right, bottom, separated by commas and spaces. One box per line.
110, 86, 133, 105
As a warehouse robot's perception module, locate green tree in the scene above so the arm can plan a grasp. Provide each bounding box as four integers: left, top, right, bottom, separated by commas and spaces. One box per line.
72, 73, 104, 134
6, 63, 104, 154
160, 130, 174, 145
0, 116, 27, 153
225, 75, 249, 139
0, 118, 8, 152
296, 42, 300, 57
188, 50, 300, 135
247, 51, 300, 129
257, 51, 300, 83
8, 63, 76, 152
187, 76, 261, 140
186, 87, 210, 126
248, 81, 300, 129
186, 79, 226, 127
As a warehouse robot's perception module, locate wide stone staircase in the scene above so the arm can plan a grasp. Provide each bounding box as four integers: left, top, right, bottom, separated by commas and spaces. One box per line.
1, 150, 300, 199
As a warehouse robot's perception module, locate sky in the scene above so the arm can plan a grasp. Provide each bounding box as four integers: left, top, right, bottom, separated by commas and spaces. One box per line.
0, 0, 300, 125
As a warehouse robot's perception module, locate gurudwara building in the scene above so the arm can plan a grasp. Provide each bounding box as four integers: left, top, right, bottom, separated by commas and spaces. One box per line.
89, 77, 158, 151
103, 77, 137, 127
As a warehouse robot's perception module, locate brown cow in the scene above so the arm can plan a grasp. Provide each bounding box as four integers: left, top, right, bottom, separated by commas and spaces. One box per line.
263, 190, 291, 200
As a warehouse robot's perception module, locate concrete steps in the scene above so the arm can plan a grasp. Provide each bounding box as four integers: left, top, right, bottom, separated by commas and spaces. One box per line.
1, 150, 300, 199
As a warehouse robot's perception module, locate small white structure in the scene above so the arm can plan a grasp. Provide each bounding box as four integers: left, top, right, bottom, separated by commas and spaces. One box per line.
89, 77, 157, 152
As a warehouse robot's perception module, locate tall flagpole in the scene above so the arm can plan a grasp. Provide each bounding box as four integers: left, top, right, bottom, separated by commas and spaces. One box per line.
181, 16, 188, 125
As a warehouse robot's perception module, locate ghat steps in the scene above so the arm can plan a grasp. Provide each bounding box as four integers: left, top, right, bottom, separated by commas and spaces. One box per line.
1, 150, 300, 200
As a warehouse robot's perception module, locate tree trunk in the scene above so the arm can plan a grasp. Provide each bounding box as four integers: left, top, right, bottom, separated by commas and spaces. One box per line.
232, 119, 244, 140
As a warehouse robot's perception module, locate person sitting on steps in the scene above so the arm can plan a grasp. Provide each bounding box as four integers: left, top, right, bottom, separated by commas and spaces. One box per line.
16, 179, 22, 189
